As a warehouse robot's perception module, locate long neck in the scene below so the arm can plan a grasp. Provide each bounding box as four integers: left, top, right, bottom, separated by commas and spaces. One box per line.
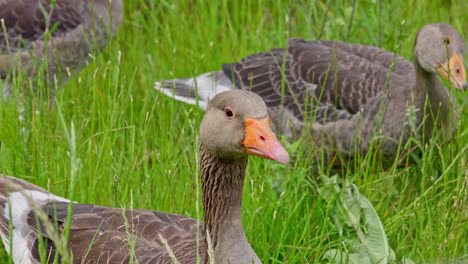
414, 59, 456, 140
199, 144, 261, 264
414, 60, 448, 102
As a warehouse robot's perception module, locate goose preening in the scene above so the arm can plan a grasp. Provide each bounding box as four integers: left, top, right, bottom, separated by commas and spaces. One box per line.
0, 0, 124, 101
156, 22, 467, 165
0, 90, 289, 263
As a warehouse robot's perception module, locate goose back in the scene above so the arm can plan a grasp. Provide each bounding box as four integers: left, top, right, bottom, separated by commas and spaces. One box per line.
0, 0, 123, 100
223, 39, 415, 125
0, 176, 205, 264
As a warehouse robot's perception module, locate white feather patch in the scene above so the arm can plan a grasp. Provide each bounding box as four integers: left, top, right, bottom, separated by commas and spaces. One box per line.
155, 71, 235, 111
1, 190, 70, 264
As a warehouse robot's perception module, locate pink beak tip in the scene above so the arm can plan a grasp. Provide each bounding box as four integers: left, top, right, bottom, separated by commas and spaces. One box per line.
272, 143, 290, 164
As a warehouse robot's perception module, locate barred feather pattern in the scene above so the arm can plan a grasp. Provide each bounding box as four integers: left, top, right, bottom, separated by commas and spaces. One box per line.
199, 143, 247, 252
223, 39, 414, 128
0, 175, 206, 264
0, 0, 123, 100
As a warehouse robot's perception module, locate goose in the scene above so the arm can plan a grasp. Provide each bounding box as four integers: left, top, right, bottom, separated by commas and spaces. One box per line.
156, 22, 467, 165
0, 90, 289, 263
0, 0, 124, 101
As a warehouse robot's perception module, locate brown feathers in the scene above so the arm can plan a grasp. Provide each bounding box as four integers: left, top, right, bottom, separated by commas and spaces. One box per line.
0, 0, 123, 100
29, 202, 204, 263
223, 39, 414, 127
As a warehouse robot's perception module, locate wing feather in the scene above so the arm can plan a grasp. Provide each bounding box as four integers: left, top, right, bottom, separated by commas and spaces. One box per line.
223, 38, 414, 129
0, 0, 84, 51
26, 202, 205, 263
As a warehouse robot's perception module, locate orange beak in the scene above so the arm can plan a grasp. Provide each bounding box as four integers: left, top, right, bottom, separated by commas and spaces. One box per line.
437, 52, 467, 91
242, 117, 289, 164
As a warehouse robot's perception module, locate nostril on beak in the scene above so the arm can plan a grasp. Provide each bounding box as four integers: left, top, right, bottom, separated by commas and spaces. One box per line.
259, 136, 266, 142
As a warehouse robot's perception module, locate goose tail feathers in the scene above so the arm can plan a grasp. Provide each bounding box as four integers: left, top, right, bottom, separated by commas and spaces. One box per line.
155, 71, 235, 111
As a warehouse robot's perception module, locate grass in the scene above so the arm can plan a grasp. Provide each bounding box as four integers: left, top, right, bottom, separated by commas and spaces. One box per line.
1, 0, 468, 262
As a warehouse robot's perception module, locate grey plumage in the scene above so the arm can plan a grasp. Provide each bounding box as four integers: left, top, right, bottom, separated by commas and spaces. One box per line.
0, 0, 123, 100
0, 176, 204, 263
0, 90, 289, 263
156, 23, 467, 166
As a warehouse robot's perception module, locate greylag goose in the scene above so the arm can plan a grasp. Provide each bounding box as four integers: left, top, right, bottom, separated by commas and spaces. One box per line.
0, 90, 289, 263
0, 0, 123, 100
156, 23, 466, 165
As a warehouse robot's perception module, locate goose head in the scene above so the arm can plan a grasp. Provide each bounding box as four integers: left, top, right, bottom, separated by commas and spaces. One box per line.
200, 90, 289, 164
414, 23, 467, 91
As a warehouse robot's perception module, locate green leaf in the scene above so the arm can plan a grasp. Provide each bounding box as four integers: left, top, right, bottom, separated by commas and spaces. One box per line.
320, 175, 414, 264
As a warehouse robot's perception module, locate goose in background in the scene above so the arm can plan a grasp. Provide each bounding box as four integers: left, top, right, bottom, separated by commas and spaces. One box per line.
156, 22, 466, 166
0, 0, 124, 101
0, 90, 289, 263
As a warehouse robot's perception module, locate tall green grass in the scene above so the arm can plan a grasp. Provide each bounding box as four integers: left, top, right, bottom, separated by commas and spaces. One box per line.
0, 0, 467, 262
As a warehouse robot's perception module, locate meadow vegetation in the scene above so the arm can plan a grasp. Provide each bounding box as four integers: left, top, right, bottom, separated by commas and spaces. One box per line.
0, 0, 467, 262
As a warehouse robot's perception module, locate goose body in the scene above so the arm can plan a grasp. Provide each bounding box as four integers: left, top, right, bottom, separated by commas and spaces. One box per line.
156, 23, 467, 164
0, 0, 124, 100
0, 90, 289, 263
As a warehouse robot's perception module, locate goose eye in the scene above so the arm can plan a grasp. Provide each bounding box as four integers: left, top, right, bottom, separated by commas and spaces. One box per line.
225, 107, 234, 118
443, 36, 452, 46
